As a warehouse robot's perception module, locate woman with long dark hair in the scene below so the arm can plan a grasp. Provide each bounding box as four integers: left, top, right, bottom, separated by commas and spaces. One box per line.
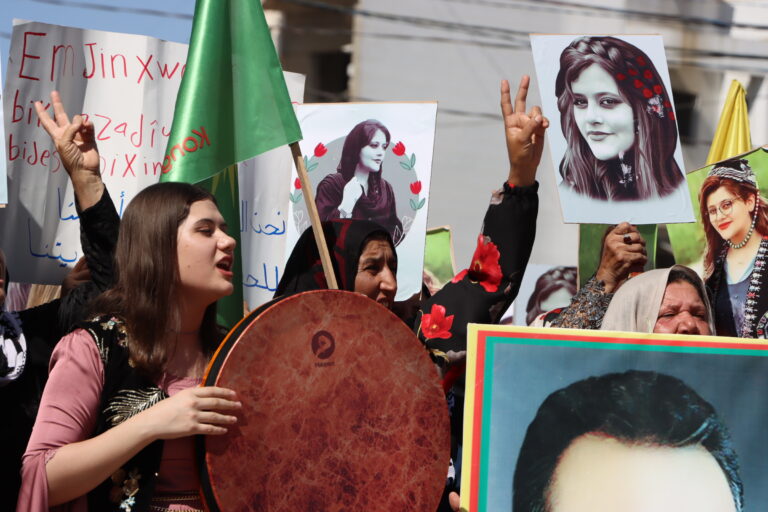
315, 119, 404, 244
555, 36, 683, 201
19, 99, 241, 511
699, 157, 768, 338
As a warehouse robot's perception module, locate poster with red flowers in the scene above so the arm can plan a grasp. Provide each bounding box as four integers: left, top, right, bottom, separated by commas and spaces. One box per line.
529, 34, 694, 224
285, 103, 438, 301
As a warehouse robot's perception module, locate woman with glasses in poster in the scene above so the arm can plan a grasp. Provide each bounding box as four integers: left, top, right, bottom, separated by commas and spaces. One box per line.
700, 157, 768, 338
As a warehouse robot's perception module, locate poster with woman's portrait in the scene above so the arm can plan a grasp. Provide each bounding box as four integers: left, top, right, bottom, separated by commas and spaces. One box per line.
460, 325, 768, 511
668, 147, 768, 338
530, 35, 694, 224
286, 103, 437, 301
499, 264, 577, 326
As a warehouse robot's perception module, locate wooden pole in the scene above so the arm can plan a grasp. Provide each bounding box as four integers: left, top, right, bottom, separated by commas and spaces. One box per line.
290, 141, 339, 290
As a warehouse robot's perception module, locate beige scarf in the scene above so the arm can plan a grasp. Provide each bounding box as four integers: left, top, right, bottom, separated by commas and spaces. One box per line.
601, 265, 714, 334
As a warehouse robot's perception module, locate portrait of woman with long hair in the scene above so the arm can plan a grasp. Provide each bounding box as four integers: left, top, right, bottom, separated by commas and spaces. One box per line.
699, 157, 768, 338
314, 119, 403, 245
554, 36, 684, 201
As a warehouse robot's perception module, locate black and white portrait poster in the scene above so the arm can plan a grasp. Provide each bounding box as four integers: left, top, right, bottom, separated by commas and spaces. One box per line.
530, 35, 694, 224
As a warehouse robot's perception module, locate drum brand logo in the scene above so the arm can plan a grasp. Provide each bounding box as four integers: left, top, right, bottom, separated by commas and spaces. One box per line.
311, 330, 335, 366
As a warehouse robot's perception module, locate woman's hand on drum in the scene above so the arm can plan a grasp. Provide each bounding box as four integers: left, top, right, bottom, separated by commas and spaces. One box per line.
135, 386, 241, 440
500, 76, 550, 187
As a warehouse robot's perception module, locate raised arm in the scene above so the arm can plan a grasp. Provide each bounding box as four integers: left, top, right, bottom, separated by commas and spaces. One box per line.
482, 76, 549, 289
33, 92, 120, 331
502, 76, 549, 187
416, 76, 550, 360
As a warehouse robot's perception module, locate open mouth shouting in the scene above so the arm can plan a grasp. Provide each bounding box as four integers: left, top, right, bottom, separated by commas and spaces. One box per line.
216, 256, 233, 278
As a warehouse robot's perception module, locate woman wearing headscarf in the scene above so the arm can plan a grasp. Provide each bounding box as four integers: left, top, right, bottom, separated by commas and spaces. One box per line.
276, 76, 549, 511
277, 76, 548, 360
600, 265, 714, 335
276, 219, 395, 303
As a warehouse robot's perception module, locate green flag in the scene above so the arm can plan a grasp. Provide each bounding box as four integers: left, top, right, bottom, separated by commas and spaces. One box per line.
162, 0, 303, 328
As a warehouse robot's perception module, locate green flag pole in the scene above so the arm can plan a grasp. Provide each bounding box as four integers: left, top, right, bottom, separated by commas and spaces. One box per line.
290, 141, 339, 290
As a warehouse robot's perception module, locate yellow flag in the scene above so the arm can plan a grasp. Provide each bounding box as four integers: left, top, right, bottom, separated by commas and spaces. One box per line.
706, 80, 752, 164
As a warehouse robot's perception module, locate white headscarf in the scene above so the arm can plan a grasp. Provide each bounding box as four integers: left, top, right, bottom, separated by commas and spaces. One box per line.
600, 265, 714, 334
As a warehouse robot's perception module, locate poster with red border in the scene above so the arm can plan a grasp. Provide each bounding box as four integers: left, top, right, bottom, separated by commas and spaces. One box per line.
460, 324, 768, 511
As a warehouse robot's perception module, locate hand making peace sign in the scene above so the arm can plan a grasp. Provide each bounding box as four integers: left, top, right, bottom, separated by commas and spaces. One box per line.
501, 76, 550, 187
35, 91, 103, 209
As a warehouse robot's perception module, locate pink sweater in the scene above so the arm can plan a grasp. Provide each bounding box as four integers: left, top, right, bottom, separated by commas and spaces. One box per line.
18, 329, 202, 511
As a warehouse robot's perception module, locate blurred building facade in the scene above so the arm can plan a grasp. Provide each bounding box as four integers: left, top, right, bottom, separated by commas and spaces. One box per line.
266, 0, 768, 268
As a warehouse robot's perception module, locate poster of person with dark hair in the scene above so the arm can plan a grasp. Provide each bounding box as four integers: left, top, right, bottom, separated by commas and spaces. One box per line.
499, 264, 577, 326
285, 103, 437, 301
530, 35, 694, 224
460, 325, 768, 511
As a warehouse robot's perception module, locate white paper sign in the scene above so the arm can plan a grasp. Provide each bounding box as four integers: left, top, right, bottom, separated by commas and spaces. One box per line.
0, 56, 7, 205
0, 20, 187, 283
239, 72, 305, 309
286, 103, 437, 301
530, 34, 694, 224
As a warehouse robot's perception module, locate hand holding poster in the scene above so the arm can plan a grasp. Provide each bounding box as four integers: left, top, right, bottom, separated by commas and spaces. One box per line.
461, 325, 765, 511
530, 35, 694, 224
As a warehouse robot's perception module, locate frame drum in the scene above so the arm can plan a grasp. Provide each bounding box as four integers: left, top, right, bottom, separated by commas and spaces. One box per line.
199, 290, 450, 511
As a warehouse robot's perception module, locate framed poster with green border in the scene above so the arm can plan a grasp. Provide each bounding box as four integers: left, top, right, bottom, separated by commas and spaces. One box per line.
460, 324, 768, 511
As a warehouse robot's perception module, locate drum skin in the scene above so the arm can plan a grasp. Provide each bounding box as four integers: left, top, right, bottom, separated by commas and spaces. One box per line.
200, 290, 450, 512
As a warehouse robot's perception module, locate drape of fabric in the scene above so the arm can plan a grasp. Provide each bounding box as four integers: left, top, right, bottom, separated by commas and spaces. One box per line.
275, 218, 394, 295
315, 173, 404, 245
601, 265, 714, 334
547, 276, 613, 330
2, 188, 119, 511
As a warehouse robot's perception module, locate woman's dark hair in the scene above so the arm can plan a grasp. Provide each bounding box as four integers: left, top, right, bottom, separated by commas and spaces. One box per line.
337, 119, 391, 199
513, 370, 743, 512
698, 159, 768, 279
92, 182, 221, 378
525, 266, 577, 325
555, 36, 683, 200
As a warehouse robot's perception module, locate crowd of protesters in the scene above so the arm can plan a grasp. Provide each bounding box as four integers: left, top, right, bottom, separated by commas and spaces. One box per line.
0, 72, 761, 512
